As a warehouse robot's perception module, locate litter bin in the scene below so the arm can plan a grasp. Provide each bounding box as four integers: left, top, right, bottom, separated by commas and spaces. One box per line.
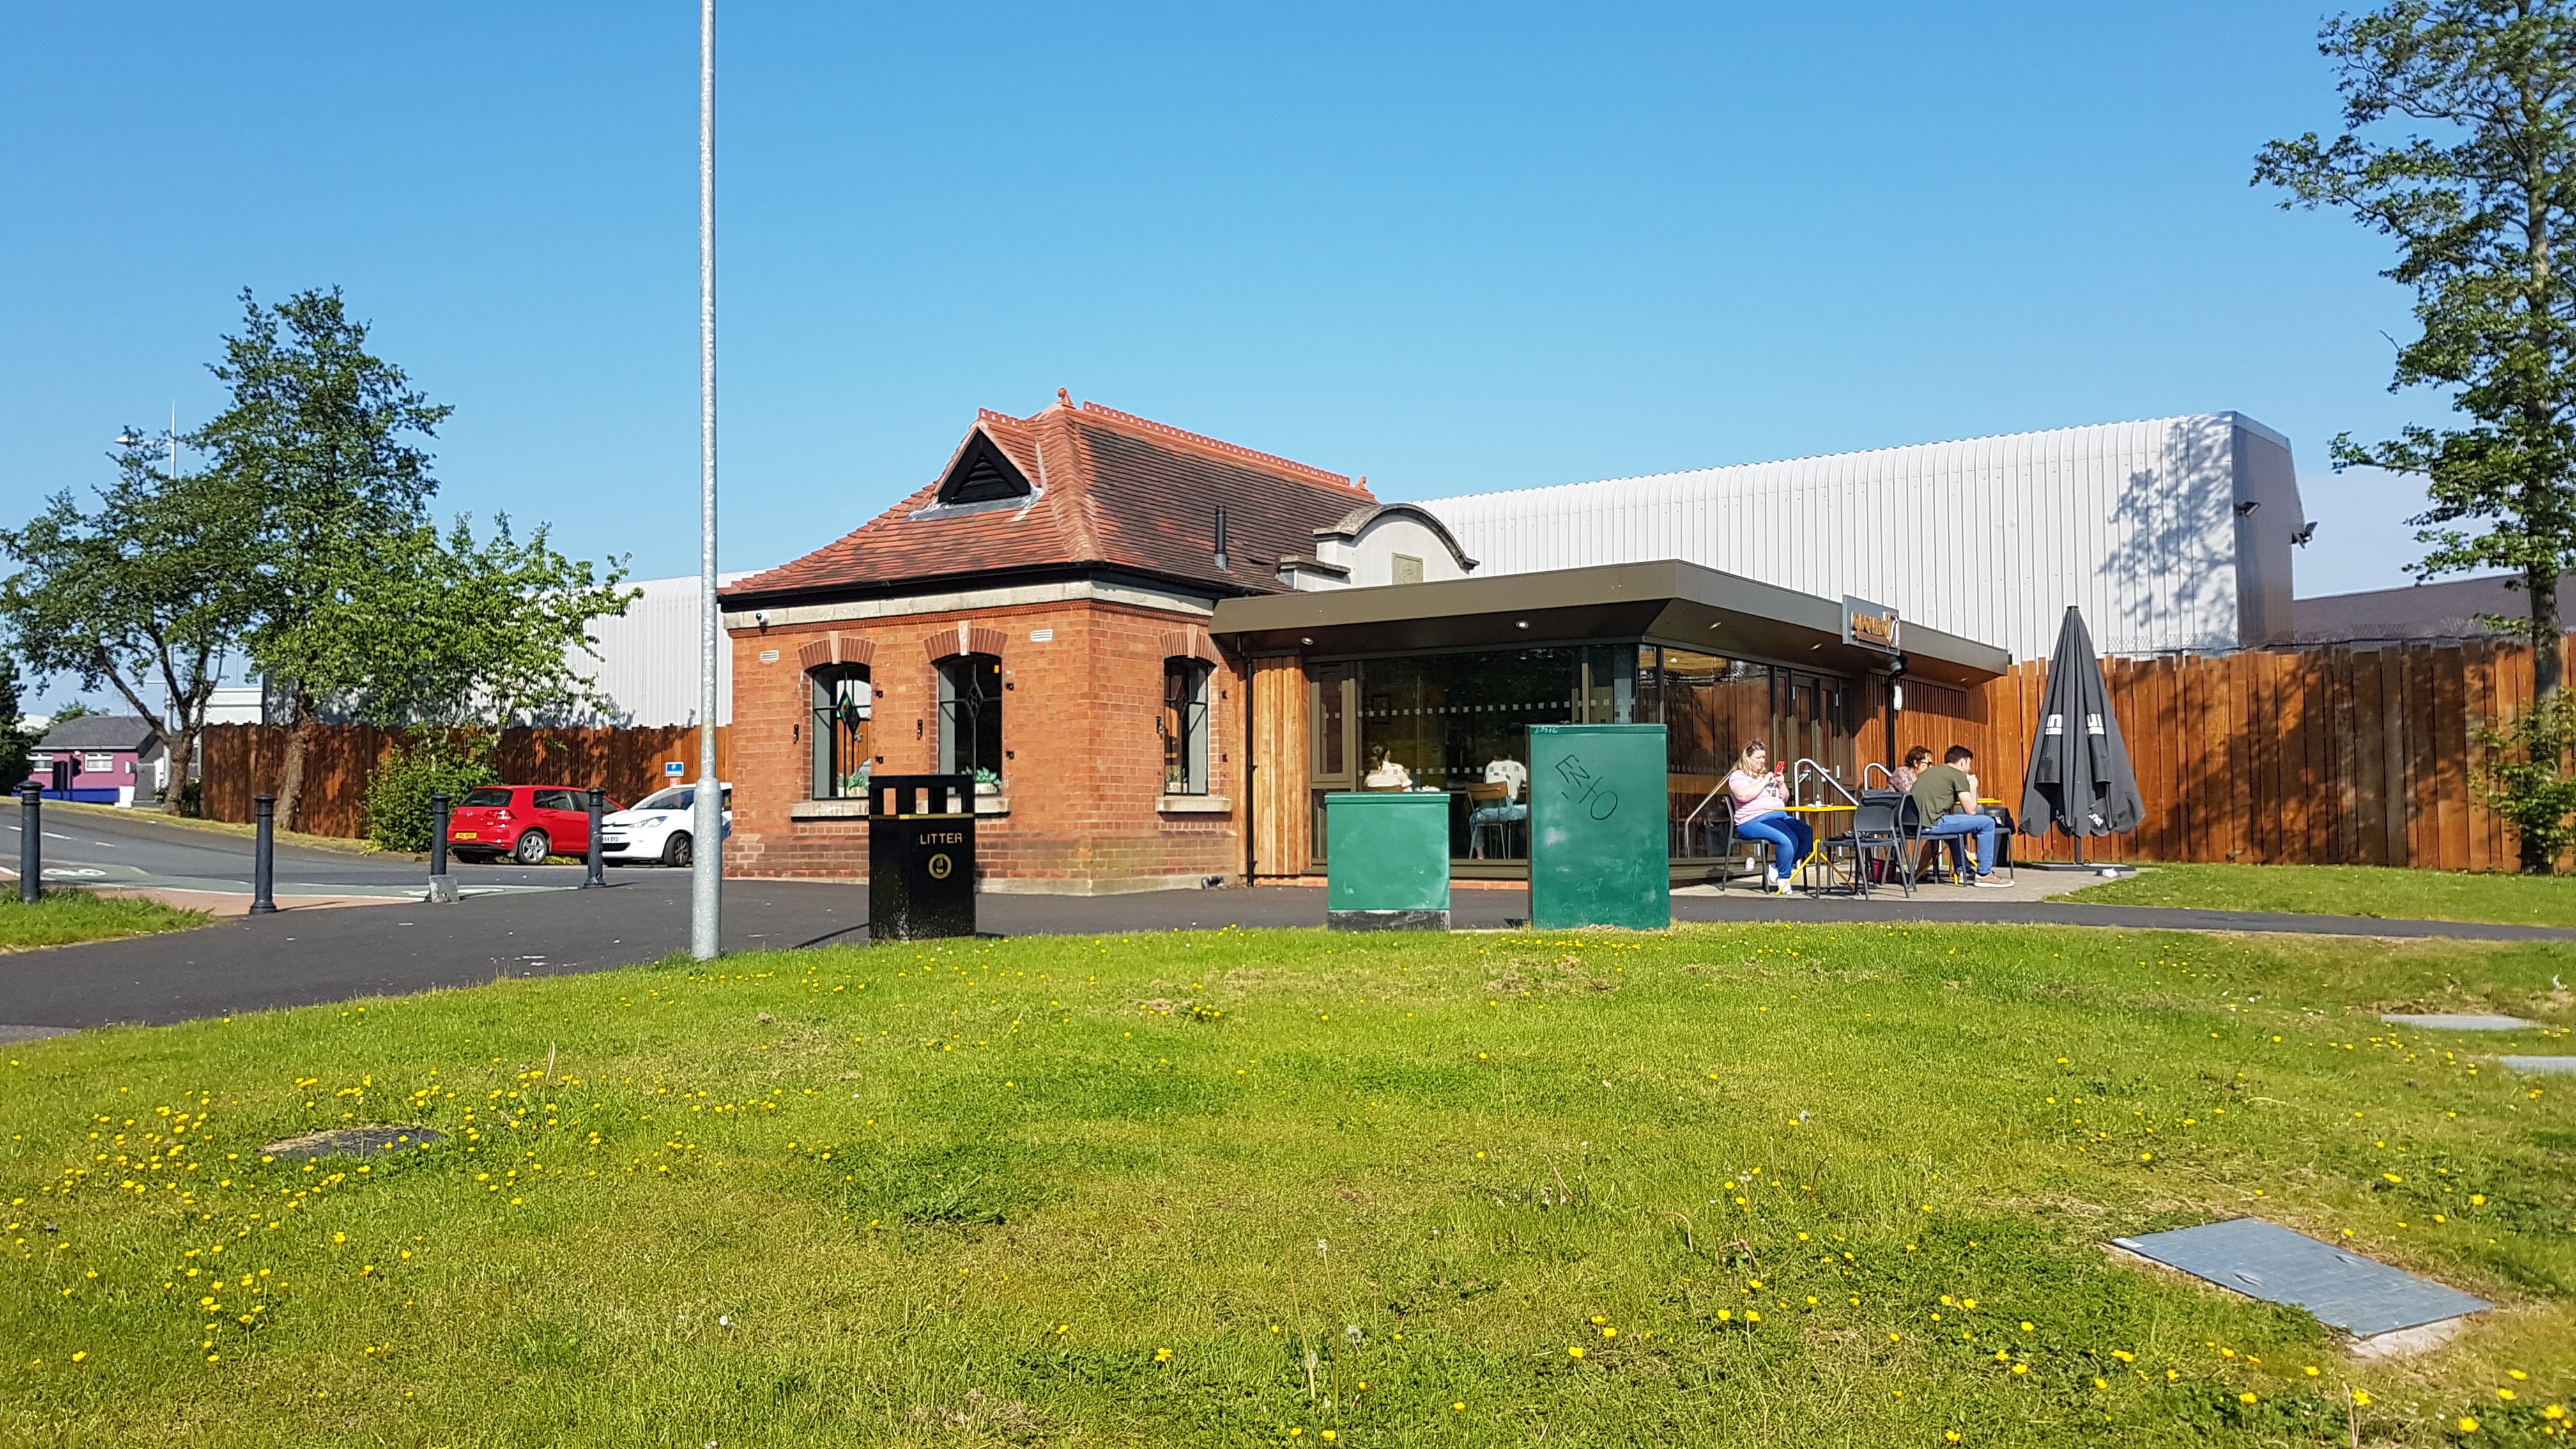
868, 774, 976, 941
1528, 723, 1670, 930
1324, 790, 1450, 930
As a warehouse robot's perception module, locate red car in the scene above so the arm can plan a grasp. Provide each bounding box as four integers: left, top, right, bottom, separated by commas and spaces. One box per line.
445, 785, 622, 865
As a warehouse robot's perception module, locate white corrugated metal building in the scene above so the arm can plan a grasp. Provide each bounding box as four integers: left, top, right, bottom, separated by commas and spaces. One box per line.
576, 571, 755, 726
1411, 413, 2308, 663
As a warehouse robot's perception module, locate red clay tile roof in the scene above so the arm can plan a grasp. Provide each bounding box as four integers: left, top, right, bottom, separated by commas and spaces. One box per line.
724, 396, 1376, 602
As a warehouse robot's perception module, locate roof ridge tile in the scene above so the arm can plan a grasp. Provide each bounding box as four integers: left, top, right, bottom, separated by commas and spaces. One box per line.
1075, 401, 1367, 493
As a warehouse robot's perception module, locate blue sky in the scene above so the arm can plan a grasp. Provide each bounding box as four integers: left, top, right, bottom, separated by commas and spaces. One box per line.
2, 3, 2457, 707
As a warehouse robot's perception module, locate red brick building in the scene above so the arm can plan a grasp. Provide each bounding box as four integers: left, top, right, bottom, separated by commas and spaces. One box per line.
717, 392, 1399, 893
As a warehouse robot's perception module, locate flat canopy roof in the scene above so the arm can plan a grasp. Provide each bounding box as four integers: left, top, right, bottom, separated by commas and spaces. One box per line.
1208, 559, 2010, 687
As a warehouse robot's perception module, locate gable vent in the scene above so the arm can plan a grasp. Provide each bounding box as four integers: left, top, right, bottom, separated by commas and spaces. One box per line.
935, 432, 1034, 506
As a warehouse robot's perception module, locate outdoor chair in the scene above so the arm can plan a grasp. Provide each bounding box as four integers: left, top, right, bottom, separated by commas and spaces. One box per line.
1832, 792, 1910, 898
1709, 814, 1779, 891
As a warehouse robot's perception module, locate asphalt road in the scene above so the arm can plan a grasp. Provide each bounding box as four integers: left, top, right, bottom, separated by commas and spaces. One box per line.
8, 802, 582, 896
7, 809, 2575, 1037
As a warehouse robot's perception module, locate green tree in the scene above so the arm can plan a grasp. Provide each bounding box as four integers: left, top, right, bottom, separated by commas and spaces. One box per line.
0, 434, 259, 814
275, 513, 635, 730
192, 286, 450, 829
2257, 1, 2576, 699
0, 657, 32, 790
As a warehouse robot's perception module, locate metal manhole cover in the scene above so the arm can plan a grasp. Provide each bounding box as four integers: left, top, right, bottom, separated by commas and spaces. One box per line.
2112, 1218, 2487, 1338
259, 1126, 443, 1159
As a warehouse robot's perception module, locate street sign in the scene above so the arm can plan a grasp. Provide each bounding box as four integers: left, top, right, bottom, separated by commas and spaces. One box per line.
665, 761, 686, 777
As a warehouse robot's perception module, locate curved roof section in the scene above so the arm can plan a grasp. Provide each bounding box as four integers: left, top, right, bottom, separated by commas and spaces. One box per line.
725, 395, 1375, 603
1315, 502, 1479, 571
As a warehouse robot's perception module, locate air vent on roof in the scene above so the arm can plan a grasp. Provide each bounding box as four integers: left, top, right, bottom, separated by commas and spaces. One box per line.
936, 432, 1034, 506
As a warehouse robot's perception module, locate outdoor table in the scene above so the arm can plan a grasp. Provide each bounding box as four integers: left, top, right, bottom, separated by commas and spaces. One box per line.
1781, 802, 1860, 894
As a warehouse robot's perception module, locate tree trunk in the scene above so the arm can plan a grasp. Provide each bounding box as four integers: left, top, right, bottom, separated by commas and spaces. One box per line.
158, 725, 196, 815
274, 689, 317, 832
2536, 567, 2564, 703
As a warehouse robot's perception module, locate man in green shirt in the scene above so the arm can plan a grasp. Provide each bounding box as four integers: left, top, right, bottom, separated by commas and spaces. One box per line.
1908, 746, 2007, 886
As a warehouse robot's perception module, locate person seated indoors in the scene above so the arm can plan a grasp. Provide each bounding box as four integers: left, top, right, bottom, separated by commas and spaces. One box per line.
1723, 740, 1809, 896
1908, 745, 2009, 887
1889, 745, 1933, 793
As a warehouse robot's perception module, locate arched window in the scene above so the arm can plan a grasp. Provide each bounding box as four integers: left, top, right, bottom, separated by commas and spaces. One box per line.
1162, 658, 1211, 795
937, 653, 1004, 781
809, 664, 872, 799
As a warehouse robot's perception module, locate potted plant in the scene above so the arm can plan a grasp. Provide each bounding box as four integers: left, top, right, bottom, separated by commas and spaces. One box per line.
973, 767, 1001, 797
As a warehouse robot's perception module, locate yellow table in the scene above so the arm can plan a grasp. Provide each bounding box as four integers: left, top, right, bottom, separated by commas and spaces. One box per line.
1780, 803, 1858, 893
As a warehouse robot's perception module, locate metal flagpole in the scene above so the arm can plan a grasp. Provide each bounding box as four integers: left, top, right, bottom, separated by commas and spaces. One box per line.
690, 0, 723, 960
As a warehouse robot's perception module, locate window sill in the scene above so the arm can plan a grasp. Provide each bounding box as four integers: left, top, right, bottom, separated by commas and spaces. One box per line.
976, 795, 1010, 816
790, 799, 870, 820
1158, 794, 1231, 814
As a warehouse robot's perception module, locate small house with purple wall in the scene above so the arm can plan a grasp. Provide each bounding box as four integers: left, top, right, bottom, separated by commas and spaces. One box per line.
26, 716, 167, 806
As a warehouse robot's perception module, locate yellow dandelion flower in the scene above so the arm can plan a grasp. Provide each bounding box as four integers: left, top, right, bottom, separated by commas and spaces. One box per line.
2239, 1392, 2257, 1405
2459, 1416, 2480, 1433
1567, 1346, 1584, 1358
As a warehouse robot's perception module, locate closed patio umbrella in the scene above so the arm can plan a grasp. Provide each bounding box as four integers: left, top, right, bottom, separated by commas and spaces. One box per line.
2018, 606, 2143, 862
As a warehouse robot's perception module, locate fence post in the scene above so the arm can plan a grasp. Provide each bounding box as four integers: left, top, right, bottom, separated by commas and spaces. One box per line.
17, 784, 38, 905
584, 786, 606, 888
428, 791, 458, 905
249, 794, 277, 916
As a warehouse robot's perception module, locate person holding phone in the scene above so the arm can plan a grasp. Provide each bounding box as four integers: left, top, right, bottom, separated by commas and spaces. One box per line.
1725, 740, 1809, 895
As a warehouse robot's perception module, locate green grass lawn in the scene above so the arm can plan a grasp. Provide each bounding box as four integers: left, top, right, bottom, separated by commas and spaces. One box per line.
0, 891, 208, 952
3, 924, 2572, 1447
2065, 862, 2576, 928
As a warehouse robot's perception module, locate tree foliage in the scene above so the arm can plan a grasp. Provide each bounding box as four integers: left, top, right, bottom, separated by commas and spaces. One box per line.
2476, 695, 2576, 867
2256, 0, 2576, 696
0, 657, 32, 790
273, 514, 634, 730
361, 728, 500, 853
0, 436, 259, 812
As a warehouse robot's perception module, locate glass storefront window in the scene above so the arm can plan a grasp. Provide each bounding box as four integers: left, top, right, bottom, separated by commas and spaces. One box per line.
1305, 642, 1860, 869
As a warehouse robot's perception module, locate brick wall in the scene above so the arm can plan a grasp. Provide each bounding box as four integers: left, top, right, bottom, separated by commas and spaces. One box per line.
725, 599, 1245, 891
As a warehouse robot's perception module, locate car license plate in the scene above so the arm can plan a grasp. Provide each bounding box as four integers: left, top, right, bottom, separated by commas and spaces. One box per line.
454, 832, 478, 840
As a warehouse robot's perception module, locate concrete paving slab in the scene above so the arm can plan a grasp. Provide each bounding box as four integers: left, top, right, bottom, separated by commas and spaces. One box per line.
2501, 1055, 2576, 1075
2381, 1013, 2535, 1031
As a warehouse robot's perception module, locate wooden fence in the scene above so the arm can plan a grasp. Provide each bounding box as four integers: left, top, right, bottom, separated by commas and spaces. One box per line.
1915, 638, 2570, 871
199, 724, 733, 839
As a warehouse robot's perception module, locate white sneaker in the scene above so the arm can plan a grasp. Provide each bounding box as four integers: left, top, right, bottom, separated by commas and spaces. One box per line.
1970, 876, 2011, 889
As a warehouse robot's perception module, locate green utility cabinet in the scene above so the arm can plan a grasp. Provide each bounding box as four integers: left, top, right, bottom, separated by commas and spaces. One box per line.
1528, 724, 1671, 930
1324, 791, 1452, 930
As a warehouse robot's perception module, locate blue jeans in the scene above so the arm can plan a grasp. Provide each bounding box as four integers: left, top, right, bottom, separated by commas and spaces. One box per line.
1733, 812, 1813, 880
1919, 811, 1998, 877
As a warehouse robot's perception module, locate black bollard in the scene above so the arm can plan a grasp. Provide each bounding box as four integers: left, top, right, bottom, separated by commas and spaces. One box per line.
427, 791, 457, 903
17, 783, 38, 905
583, 787, 606, 888
249, 793, 278, 916
430, 792, 450, 879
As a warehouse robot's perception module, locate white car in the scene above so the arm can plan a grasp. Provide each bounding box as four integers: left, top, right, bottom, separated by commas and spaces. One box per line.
601, 783, 733, 867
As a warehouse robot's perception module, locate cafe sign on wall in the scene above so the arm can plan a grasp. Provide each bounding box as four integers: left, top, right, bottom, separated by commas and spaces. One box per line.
1841, 596, 1901, 654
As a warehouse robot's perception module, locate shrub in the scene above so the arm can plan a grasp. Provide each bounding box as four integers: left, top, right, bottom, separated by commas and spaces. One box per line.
2475, 698, 2576, 873
362, 728, 499, 852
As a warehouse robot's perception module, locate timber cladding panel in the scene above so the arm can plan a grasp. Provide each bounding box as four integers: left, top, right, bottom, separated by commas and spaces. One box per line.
1907, 636, 2568, 871
199, 724, 730, 839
